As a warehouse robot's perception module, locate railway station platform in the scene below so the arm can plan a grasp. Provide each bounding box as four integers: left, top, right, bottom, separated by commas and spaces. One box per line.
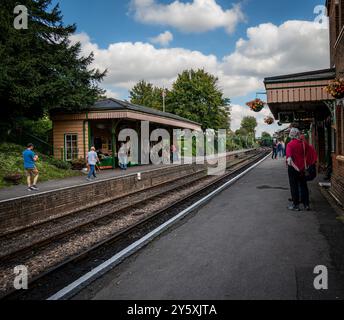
75, 157, 344, 300
0, 163, 167, 202
0, 149, 252, 202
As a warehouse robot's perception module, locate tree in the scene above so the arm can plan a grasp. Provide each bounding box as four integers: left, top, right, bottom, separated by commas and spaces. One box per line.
240, 116, 258, 136
235, 128, 248, 136
0, 0, 106, 135
167, 69, 230, 130
261, 131, 271, 139
129, 80, 165, 111
260, 131, 273, 147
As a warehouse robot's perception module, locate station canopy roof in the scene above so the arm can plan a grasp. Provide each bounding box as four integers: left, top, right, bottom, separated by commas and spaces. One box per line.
264, 68, 336, 120
91, 98, 200, 126
50, 98, 202, 131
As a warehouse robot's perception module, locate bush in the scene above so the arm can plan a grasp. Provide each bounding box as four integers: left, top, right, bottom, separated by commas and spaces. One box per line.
0, 142, 81, 189
4, 173, 23, 185
71, 158, 86, 170
49, 158, 72, 170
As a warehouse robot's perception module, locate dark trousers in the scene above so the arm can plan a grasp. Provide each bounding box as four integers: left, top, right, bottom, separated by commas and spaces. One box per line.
288, 166, 309, 207
272, 148, 278, 159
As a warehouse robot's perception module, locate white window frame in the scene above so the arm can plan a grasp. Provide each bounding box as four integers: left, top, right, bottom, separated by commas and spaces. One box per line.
65, 134, 78, 161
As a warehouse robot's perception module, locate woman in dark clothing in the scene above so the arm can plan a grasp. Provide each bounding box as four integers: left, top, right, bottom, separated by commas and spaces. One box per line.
286, 128, 318, 211
272, 140, 278, 159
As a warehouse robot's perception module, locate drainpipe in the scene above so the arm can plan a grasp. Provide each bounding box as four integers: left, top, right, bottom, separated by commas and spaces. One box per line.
111, 120, 117, 169
83, 112, 88, 160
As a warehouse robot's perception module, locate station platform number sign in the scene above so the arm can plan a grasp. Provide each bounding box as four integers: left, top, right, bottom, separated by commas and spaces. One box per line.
278, 112, 315, 124
278, 112, 294, 124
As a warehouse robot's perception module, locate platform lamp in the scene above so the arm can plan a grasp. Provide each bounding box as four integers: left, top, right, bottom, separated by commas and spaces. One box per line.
162, 87, 166, 113
255, 91, 267, 99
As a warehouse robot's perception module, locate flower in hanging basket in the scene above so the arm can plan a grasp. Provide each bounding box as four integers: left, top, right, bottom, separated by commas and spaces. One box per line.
264, 116, 275, 125
325, 78, 344, 99
246, 98, 266, 112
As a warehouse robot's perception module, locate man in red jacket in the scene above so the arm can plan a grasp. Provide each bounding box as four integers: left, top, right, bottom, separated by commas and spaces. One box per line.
286, 128, 318, 211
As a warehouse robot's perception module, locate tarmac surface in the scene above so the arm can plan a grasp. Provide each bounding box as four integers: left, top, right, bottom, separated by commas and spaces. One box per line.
74, 158, 344, 300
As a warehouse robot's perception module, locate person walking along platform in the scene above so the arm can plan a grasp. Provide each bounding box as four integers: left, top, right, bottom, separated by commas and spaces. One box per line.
23, 143, 39, 191
286, 128, 318, 211
86, 147, 100, 181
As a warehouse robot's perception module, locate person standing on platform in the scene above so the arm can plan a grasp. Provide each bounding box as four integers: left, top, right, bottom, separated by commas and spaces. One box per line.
272, 139, 278, 159
281, 140, 286, 158
278, 140, 285, 158
118, 142, 128, 170
171, 144, 179, 163
87, 146, 99, 181
23, 143, 39, 191
286, 128, 318, 211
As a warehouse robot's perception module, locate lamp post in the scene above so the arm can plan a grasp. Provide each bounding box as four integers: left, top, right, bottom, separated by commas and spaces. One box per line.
162, 87, 166, 113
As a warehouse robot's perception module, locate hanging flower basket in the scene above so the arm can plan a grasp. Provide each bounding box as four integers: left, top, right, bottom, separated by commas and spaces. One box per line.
264, 116, 275, 125
325, 78, 344, 99
246, 98, 266, 112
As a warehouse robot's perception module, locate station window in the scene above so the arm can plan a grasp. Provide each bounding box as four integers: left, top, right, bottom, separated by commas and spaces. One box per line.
65, 134, 78, 161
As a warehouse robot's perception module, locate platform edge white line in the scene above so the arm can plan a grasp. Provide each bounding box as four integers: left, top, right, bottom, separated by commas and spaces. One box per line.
47, 152, 270, 300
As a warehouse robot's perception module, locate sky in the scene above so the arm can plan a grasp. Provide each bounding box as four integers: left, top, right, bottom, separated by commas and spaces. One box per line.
53, 0, 331, 136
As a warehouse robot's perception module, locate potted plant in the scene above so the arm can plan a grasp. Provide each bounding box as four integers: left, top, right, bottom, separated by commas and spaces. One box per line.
246, 98, 266, 112
4, 173, 23, 185
326, 78, 344, 99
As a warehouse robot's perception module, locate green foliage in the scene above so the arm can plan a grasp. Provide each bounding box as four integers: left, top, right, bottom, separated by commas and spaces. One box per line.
261, 131, 272, 139
0, 0, 106, 135
71, 158, 86, 170
235, 127, 248, 136
129, 69, 230, 131
48, 157, 72, 170
167, 69, 230, 130
260, 131, 273, 147
16, 116, 52, 142
129, 80, 165, 111
227, 131, 257, 151
0, 143, 79, 188
240, 116, 258, 136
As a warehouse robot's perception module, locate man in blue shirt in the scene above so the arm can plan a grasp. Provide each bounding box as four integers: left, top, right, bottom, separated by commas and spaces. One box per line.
23, 143, 39, 191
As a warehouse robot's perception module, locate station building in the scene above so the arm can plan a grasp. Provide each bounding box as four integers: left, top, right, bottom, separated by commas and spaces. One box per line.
50, 98, 201, 169
264, 0, 344, 206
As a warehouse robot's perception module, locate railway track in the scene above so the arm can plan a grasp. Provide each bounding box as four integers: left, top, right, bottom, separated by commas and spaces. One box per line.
1, 149, 269, 300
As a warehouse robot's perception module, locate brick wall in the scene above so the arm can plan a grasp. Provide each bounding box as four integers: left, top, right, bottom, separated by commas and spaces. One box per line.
331, 100, 344, 206
328, 0, 344, 72
331, 154, 344, 206
328, 0, 344, 206
334, 34, 344, 77
0, 150, 258, 235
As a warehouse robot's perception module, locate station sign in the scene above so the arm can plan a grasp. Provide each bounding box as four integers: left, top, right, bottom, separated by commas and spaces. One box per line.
278, 112, 294, 124
294, 112, 315, 121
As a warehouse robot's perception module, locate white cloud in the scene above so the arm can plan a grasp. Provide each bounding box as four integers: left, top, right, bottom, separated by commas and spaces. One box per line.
149, 30, 174, 47
70, 32, 218, 91
70, 19, 330, 133
104, 88, 120, 99
130, 0, 244, 34
222, 20, 330, 78
230, 104, 285, 136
